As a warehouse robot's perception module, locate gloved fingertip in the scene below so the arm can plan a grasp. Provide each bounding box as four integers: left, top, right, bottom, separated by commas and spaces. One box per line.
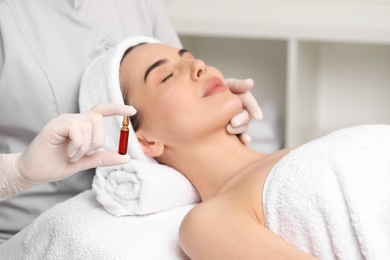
67, 145, 78, 159
101, 152, 130, 167
226, 124, 234, 133
69, 156, 80, 163
254, 111, 263, 121
128, 106, 137, 116
245, 78, 254, 86
86, 150, 97, 156
241, 133, 252, 144
230, 118, 240, 128
119, 153, 131, 163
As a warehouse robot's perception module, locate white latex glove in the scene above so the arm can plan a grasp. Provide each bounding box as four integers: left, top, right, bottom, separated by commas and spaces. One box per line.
225, 78, 263, 144
17, 103, 136, 184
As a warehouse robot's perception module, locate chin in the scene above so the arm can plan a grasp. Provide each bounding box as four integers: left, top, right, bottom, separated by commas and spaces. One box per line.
223, 92, 244, 118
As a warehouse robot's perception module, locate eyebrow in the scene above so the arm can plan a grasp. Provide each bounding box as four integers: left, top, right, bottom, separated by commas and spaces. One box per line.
144, 48, 190, 82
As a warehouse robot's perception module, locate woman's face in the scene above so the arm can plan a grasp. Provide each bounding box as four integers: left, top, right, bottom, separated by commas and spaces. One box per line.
120, 43, 242, 147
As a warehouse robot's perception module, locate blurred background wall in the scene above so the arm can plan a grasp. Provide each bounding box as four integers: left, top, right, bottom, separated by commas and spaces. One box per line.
165, 0, 390, 152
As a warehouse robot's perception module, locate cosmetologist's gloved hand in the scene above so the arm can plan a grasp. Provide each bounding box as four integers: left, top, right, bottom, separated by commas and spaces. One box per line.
17, 103, 136, 184
225, 78, 263, 144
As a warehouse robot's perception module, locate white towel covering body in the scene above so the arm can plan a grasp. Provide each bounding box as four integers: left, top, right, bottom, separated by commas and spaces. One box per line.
0, 190, 194, 259
263, 124, 390, 259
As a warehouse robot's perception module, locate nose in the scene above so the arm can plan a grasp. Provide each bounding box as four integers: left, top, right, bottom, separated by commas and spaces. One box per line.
190, 59, 206, 80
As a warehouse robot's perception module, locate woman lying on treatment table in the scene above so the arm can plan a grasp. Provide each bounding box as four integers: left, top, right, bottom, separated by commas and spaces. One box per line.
114, 37, 389, 259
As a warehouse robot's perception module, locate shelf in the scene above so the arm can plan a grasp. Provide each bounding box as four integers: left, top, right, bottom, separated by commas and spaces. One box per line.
287, 41, 390, 146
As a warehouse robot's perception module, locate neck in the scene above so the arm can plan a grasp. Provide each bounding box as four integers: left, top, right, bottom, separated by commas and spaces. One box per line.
159, 131, 264, 201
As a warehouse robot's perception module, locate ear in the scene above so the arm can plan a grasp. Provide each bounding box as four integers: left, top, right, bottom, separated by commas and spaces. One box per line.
136, 132, 165, 158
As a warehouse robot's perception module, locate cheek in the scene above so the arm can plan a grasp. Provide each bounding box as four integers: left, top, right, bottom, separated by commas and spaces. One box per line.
141, 90, 198, 138
162, 95, 198, 131
170, 92, 243, 140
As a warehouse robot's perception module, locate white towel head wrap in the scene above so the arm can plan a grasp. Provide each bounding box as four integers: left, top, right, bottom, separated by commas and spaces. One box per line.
79, 36, 161, 162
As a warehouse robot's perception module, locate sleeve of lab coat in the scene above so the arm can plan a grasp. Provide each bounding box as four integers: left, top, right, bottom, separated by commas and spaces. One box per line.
146, 0, 183, 48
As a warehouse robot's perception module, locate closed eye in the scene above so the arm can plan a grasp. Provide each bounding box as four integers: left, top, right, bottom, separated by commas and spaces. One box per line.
162, 73, 173, 83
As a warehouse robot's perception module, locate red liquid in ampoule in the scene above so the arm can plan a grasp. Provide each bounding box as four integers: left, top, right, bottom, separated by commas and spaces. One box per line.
118, 116, 129, 155
118, 130, 129, 155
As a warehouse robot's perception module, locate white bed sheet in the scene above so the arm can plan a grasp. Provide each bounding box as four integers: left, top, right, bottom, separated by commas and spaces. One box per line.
0, 190, 195, 259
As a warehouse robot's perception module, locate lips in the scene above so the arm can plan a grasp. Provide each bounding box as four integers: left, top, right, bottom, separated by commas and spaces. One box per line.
203, 78, 228, 97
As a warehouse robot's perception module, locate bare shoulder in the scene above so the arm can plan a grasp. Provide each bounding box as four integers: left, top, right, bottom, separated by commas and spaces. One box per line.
180, 148, 294, 235
178, 148, 316, 260
179, 196, 252, 259
179, 196, 316, 260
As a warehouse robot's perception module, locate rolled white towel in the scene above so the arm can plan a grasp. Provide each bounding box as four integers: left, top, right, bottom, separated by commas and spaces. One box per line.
93, 159, 200, 216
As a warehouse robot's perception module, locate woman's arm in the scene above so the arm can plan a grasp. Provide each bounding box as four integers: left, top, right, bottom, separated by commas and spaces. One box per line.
179, 201, 317, 260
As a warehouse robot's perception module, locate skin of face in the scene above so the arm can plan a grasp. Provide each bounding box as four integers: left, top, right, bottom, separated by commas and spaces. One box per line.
120, 43, 243, 157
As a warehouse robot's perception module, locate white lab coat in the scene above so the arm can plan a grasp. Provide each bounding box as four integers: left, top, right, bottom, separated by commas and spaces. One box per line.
0, 0, 181, 243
